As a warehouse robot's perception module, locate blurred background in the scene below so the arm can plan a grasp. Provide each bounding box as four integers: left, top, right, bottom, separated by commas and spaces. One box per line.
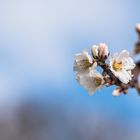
0, 0, 140, 139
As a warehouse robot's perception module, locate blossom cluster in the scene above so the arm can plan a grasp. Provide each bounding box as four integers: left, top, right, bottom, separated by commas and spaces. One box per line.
73, 43, 136, 96
73, 24, 140, 96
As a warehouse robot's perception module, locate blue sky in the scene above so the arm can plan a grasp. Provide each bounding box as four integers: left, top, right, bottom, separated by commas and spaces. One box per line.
0, 0, 140, 133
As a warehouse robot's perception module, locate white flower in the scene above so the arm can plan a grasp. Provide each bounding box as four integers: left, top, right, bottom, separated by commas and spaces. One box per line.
109, 50, 135, 84
91, 43, 109, 59
76, 63, 104, 95
73, 51, 93, 72
98, 43, 109, 58
91, 45, 99, 58
112, 88, 121, 96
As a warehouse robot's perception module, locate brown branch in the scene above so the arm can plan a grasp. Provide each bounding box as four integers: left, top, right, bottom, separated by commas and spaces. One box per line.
98, 61, 140, 94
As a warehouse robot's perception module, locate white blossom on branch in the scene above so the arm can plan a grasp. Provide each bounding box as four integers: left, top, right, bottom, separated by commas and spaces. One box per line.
109, 50, 135, 84
76, 63, 104, 95
73, 24, 140, 96
73, 51, 93, 72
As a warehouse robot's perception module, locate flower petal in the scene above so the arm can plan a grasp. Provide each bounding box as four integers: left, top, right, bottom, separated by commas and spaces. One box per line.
123, 57, 135, 70
116, 70, 132, 84
116, 50, 129, 62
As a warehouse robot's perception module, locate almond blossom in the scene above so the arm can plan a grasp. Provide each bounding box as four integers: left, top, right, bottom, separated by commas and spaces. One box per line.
76, 64, 104, 95
109, 50, 135, 84
73, 51, 93, 72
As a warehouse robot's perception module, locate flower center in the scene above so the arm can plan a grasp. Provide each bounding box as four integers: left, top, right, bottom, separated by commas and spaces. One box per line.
94, 77, 102, 86
81, 59, 92, 69
112, 61, 122, 71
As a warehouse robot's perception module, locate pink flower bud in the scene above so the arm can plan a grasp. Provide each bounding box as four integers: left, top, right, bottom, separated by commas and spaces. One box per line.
112, 88, 121, 96
91, 45, 99, 58
98, 43, 109, 58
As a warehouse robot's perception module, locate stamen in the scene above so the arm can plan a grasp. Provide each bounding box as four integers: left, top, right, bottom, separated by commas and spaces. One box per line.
94, 77, 102, 86
112, 61, 122, 71
81, 59, 92, 69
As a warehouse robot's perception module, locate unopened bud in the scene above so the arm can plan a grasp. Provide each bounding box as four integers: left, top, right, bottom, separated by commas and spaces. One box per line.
112, 88, 121, 97
91, 45, 99, 58
98, 43, 109, 58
